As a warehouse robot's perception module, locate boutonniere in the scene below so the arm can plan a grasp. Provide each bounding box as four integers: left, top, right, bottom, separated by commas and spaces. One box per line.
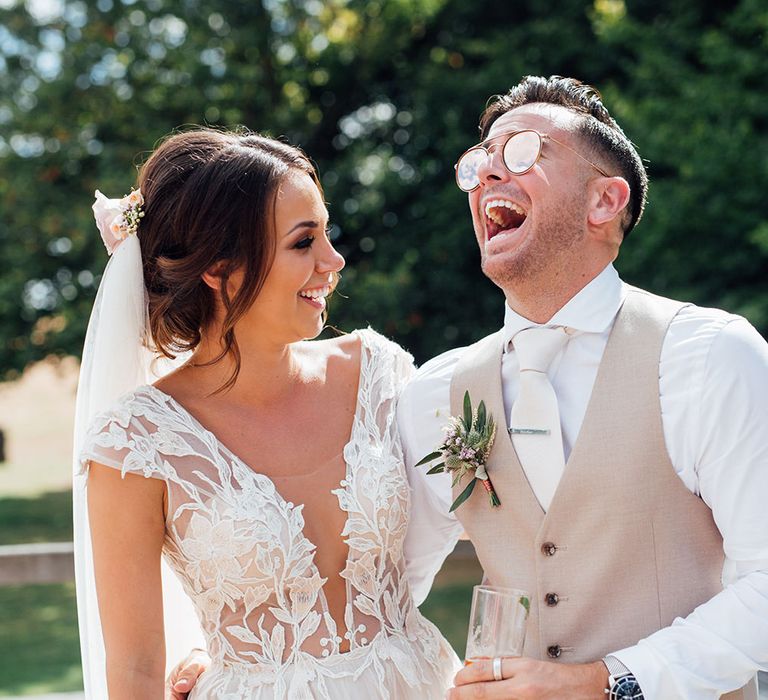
416, 391, 500, 512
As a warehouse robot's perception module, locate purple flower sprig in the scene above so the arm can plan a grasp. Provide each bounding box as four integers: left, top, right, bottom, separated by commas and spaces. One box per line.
416, 391, 499, 512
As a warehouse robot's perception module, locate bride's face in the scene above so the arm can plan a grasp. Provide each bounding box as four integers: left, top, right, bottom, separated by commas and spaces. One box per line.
233, 170, 345, 344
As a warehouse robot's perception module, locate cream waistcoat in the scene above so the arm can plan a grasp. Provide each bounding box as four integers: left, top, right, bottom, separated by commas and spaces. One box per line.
450, 288, 754, 699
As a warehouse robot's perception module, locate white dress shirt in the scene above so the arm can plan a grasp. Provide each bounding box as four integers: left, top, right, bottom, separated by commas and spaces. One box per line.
399, 264, 768, 700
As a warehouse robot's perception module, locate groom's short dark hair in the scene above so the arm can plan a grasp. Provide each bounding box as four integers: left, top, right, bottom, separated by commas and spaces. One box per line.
479, 75, 647, 236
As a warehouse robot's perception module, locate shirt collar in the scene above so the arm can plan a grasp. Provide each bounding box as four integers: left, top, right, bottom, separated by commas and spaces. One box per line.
502, 264, 626, 351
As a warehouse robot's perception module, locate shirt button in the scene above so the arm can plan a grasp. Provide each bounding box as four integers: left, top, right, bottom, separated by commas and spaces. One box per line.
545, 592, 559, 607
547, 644, 562, 659
541, 542, 557, 556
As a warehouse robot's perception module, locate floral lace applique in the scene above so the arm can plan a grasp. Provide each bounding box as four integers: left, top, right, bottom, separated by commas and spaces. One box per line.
80, 329, 457, 698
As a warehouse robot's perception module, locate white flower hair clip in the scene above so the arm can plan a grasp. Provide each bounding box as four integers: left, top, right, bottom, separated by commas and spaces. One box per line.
92, 188, 145, 255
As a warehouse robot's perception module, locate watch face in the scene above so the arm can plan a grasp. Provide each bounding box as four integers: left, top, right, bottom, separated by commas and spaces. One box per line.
611, 676, 643, 699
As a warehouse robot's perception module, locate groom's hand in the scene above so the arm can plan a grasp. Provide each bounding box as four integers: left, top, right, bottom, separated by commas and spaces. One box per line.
164, 648, 210, 699
448, 657, 609, 699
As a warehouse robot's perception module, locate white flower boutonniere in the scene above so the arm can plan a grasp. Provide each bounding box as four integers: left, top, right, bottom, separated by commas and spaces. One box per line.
416, 391, 500, 512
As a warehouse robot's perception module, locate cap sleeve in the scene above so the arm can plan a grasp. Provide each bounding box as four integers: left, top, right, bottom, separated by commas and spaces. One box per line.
78, 389, 190, 481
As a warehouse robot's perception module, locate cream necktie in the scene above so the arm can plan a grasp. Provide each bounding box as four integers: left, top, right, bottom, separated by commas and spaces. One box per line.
509, 326, 569, 511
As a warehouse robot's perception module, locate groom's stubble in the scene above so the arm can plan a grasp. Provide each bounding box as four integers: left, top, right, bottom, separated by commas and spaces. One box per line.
480, 186, 590, 300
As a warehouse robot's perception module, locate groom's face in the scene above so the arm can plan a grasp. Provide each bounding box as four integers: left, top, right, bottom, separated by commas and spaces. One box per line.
465, 103, 593, 290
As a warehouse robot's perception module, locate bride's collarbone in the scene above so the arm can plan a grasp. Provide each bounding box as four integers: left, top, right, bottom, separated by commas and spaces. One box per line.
189, 391, 358, 479
155, 335, 363, 475
190, 394, 356, 477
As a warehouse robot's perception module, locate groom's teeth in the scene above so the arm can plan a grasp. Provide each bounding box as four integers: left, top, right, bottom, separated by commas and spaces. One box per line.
484, 198, 527, 232
485, 199, 526, 217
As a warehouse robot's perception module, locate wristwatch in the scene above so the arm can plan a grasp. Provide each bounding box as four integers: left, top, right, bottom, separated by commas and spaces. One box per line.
603, 656, 644, 700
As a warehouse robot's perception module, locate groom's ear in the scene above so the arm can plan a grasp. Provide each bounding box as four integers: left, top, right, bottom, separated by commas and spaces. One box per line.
587, 176, 631, 235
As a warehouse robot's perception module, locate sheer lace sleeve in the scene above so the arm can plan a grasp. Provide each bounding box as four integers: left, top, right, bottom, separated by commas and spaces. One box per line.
75, 386, 208, 691
78, 388, 201, 484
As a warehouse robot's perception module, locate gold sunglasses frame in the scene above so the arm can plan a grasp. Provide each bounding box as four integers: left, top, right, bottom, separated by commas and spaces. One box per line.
454, 128, 610, 192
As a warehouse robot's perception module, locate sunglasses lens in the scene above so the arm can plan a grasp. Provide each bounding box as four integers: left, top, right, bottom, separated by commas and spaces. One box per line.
503, 130, 541, 174
456, 148, 486, 191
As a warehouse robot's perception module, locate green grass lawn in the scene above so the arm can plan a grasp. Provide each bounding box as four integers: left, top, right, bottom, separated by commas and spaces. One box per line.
420, 555, 481, 658
0, 489, 80, 696
421, 580, 475, 658
0, 488, 479, 695
0, 584, 83, 696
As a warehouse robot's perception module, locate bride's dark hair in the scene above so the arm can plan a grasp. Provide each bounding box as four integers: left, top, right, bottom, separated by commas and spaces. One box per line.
137, 127, 322, 391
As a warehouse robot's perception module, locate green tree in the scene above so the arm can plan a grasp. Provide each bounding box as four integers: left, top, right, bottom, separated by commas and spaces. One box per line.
1, 0, 766, 376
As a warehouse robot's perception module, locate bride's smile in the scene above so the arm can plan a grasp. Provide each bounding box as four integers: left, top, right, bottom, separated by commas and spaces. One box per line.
208, 168, 344, 351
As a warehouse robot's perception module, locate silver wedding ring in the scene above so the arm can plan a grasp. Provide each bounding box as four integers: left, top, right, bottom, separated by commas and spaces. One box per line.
492, 656, 503, 681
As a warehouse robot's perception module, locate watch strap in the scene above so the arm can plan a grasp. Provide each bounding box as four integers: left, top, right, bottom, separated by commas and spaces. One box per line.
603, 656, 643, 700
603, 655, 631, 678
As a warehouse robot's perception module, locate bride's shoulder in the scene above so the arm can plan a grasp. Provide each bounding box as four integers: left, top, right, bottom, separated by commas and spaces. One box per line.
300, 330, 415, 388
112, 384, 163, 411
86, 385, 167, 434
318, 328, 413, 364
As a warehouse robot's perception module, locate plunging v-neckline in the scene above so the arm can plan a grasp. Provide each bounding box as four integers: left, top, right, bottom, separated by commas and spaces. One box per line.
145, 330, 365, 509
143, 333, 367, 654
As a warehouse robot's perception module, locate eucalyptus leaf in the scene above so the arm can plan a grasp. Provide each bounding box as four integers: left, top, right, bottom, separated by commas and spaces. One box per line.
415, 450, 442, 467
426, 463, 445, 474
449, 477, 477, 512
477, 400, 486, 432
463, 391, 472, 432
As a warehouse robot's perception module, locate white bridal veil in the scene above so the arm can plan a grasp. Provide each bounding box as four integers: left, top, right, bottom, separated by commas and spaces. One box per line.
72, 193, 204, 698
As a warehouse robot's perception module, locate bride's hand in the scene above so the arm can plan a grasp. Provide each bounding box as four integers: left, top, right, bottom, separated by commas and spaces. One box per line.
165, 648, 210, 699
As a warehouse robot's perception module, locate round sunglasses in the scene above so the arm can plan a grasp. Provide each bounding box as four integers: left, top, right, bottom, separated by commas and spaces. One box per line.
454, 129, 610, 192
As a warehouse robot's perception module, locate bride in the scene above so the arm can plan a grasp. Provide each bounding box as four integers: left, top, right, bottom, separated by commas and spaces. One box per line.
73, 128, 460, 698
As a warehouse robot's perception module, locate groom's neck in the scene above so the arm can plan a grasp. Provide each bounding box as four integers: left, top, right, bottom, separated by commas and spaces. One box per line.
501, 264, 605, 324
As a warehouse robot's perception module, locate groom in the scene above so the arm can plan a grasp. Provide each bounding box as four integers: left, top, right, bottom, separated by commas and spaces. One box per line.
399, 75, 767, 699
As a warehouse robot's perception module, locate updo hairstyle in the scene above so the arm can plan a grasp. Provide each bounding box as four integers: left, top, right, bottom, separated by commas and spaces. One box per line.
136, 128, 322, 390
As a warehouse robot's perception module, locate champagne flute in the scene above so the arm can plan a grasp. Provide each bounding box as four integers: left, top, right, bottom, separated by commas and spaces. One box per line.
464, 584, 530, 665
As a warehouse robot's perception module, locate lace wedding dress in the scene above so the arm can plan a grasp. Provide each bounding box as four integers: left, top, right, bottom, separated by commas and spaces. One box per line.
78, 329, 460, 699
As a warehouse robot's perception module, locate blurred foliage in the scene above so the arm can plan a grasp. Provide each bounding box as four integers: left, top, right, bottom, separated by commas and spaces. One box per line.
0, 490, 73, 544
1, 0, 766, 374
420, 579, 477, 658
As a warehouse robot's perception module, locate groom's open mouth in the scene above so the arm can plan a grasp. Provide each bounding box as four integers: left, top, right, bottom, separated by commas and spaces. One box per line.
483, 198, 528, 240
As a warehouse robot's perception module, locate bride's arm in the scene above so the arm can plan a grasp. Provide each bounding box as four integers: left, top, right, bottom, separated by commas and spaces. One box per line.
88, 461, 167, 699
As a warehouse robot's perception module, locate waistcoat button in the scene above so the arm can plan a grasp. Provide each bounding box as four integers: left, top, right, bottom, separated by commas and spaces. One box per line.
547, 644, 562, 658
541, 542, 557, 556
545, 592, 559, 606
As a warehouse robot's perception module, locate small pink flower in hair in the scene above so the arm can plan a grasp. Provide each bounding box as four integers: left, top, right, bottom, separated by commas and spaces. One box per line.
92, 188, 145, 255
126, 190, 144, 208
110, 216, 127, 239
